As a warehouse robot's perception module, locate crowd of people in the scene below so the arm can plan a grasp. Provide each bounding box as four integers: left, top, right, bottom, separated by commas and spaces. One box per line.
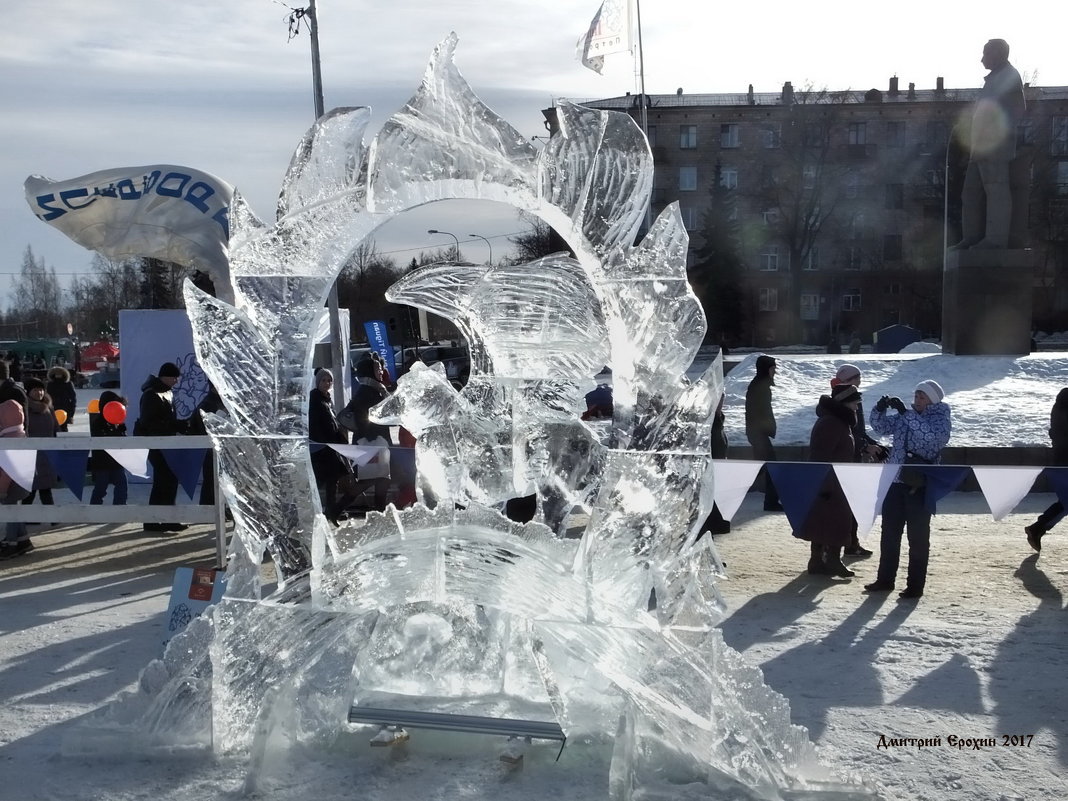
733, 355, 1067, 601
2, 349, 1066, 586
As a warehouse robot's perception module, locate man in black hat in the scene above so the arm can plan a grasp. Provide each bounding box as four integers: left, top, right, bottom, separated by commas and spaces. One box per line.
745, 354, 782, 511
136, 362, 186, 532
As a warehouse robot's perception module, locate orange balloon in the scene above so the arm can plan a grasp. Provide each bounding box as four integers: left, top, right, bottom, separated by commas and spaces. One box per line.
87, 398, 101, 414
54, 409, 68, 426
102, 400, 127, 425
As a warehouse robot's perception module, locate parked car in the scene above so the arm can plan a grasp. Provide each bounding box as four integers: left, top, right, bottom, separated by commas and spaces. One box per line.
417, 345, 470, 388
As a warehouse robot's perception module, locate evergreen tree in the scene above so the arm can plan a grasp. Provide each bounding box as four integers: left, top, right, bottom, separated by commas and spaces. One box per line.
690, 163, 746, 343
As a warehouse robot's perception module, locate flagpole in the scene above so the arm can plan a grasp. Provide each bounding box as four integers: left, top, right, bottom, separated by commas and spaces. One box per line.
633, 0, 651, 234
634, 0, 648, 138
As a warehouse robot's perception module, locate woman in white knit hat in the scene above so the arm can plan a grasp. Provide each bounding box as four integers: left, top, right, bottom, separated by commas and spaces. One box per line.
863, 380, 952, 600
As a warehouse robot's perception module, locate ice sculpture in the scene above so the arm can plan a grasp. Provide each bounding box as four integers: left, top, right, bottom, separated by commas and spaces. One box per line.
72, 34, 883, 801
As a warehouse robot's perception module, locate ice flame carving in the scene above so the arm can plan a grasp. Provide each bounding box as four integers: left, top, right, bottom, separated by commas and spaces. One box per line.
86, 35, 880, 801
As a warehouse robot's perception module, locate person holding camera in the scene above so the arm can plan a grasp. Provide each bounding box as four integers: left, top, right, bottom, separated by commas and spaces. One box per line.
863, 381, 952, 600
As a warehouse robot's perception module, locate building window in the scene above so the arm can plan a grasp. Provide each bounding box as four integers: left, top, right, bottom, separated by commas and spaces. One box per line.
720, 123, 740, 148
1017, 120, 1035, 148
759, 244, 781, 271
925, 121, 949, 152
1052, 117, 1068, 156
647, 125, 657, 148
885, 282, 902, 295
759, 287, 778, 311
886, 120, 906, 147
844, 171, 859, 199
883, 234, 903, 261
803, 165, 817, 190
762, 208, 780, 225
846, 247, 863, 270
842, 290, 862, 311
680, 125, 697, 149
800, 293, 820, 320
679, 166, 697, 191
885, 182, 904, 209
803, 123, 825, 148
850, 213, 866, 240
802, 248, 819, 271
761, 123, 781, 149
1055, 161, 1068, 196
848, 122, 867, 146
720, 168, 738, 189
680, 207, 698, 229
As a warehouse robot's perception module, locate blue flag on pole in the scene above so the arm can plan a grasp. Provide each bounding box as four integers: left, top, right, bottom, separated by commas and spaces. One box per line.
363, 320, 397, 381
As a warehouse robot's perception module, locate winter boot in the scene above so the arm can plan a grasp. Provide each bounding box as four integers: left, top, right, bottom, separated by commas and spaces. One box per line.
824, 545, 855, 578
807, 542, 829, 575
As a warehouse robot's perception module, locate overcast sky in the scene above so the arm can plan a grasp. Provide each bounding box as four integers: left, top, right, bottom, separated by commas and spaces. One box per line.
2, 0, 1066, 308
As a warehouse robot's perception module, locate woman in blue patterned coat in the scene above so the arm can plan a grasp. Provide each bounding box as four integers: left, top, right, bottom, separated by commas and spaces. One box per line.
863, 380, 952, 600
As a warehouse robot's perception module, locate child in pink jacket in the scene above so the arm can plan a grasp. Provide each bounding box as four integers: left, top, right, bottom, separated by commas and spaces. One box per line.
1, 398, 33, 559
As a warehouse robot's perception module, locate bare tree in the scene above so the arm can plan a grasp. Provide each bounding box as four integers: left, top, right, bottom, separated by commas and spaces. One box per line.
743, 88, 855, 341
10, 246, 62, 337
508, 212, 561, 264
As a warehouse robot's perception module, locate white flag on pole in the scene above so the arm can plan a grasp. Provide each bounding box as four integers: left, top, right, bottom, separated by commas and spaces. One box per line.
25, 165, 235, 302
576, 0, 635, 74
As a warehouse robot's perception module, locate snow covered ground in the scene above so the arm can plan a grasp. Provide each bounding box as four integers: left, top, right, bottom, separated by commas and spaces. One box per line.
2, 492, 1065, 801
3, 352, 1067, 800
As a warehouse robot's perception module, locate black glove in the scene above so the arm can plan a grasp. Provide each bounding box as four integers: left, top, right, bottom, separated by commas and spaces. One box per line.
889, 397, 908, 414
875, 395, 891, 413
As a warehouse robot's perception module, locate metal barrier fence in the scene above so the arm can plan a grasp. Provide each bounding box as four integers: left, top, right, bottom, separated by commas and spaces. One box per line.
1, 435, 226, 568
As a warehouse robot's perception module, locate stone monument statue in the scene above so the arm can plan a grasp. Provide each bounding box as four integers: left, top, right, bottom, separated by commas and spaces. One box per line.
950, 38, 1026, 250
943, 39, 1033, 355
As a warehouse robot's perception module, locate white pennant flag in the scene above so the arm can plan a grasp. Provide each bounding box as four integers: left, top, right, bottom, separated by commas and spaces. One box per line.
972, 466, 1043, 520
330, 443, 384, 466
712, 460, 765, 522
107, 448, 150, 478
0, 449, 37, 492
833, 463, 898, 536
576, 0, 635, 74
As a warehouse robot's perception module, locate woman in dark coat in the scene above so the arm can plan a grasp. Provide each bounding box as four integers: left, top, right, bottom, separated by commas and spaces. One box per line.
46, 367, 77, 432
309, 368, 358, 524
697, 395, 730, 538
800, 384, 862, 577
1025, 387, 1068, 551
21, 377, 58, 506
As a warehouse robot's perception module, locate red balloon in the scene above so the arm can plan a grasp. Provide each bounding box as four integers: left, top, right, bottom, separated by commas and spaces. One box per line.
102, 400, 127, 425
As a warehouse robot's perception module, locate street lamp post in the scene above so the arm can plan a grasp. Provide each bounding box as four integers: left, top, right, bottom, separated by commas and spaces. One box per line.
303, 0, 344, 410
467, 233, 493, 265
427, 229, 461, 261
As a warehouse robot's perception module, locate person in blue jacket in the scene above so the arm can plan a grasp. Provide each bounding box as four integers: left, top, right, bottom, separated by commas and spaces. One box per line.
863, 380, 952, 600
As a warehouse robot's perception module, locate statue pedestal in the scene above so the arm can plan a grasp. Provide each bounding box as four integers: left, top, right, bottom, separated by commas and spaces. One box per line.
942, 249, 1033, 355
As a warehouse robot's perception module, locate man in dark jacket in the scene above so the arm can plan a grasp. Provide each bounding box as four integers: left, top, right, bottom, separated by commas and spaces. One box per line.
745, 354, 782, 511
1025, 387, 1068, 551
136, 361, 185, 532
46, 366, 77, 432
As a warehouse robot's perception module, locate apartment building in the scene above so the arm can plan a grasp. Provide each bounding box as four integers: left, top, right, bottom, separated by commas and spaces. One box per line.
577, 80, 1068, 347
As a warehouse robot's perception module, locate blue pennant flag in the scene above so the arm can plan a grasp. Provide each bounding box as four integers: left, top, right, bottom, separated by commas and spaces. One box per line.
45, 450, 90, 500
1041, 466, 1068, 511
765, 463, 832, 534
162, 448, 208, 500
914, 465, 971, 513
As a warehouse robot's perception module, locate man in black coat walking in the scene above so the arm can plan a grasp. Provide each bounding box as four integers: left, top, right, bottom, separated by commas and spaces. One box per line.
136, 361, 186, 532
745, 354, 782, 512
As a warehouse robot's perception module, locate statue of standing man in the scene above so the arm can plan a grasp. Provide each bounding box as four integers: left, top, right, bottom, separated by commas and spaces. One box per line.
951, 39, 1026, 250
